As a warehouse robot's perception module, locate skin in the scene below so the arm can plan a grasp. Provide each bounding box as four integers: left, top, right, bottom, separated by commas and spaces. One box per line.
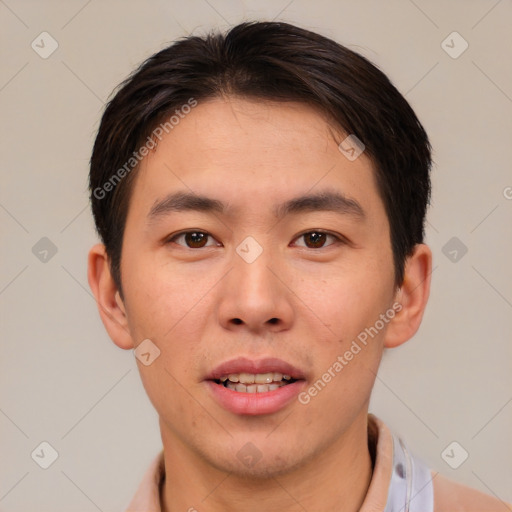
88, 97, 431, 512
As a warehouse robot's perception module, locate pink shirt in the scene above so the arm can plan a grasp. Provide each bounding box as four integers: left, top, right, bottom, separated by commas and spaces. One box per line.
124, 414, 510, 511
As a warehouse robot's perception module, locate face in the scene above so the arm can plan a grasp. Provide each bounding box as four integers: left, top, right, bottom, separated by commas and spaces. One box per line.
116, 97, 398, 477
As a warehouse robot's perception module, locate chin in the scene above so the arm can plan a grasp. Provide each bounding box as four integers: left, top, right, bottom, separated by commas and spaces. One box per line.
227, 456, 305, 480
204, 441, 312, 480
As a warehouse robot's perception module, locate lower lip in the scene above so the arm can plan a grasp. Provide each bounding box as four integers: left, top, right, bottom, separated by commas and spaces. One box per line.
205, 380, 305, 416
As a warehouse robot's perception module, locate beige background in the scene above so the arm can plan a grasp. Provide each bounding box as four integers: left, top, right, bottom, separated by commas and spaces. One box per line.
1, 0, 511, 510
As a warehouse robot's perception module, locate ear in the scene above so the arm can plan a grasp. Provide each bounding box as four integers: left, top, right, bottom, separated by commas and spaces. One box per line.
87, 243, 134, 350
384, 243, 432, 349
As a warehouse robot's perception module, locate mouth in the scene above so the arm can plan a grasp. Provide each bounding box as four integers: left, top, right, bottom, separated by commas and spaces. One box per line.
205, 357, 307, 415
213, 372, 297, 393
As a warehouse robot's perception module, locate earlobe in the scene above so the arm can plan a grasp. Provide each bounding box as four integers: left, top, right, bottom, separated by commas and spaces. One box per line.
87, 243, 134, 350
384, 244, 432, 349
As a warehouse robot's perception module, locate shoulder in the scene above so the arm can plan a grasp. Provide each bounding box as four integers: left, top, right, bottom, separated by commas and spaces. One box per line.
433, 471, 512, 512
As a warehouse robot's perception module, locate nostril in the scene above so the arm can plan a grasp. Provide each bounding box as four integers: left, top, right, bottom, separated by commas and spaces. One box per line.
230, 318, 279, 325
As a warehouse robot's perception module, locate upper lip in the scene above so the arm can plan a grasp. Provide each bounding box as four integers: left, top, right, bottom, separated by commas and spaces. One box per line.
206, 357, 306, 381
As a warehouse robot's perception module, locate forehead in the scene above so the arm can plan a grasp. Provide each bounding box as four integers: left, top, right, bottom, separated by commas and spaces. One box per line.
173, 97, 340, 166
128, 96, 384, 224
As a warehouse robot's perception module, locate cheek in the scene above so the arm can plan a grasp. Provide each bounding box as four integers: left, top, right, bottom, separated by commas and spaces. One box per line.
138, 361, 207, 437
289, 325, 382, 419
122, 249, 213, 341
299, 261, 392, 339
295, 254, 392, 398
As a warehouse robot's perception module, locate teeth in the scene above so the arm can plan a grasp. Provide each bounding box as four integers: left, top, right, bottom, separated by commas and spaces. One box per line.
254, 373, 273, 384
222, 372, 291, 384
226, 380, 288, 393
239, 372, 255, 384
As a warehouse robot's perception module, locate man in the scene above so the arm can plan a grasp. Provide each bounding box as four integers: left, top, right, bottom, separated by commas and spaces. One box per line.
87, 21, 509, 511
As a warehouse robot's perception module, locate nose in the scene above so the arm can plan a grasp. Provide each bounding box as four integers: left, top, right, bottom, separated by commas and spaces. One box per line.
216, 245, 294, 334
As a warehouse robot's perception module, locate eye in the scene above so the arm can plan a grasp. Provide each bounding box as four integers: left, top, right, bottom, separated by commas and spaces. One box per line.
166, 230, 220, 249
293, 230, 342, 249
165, 230, 344, 250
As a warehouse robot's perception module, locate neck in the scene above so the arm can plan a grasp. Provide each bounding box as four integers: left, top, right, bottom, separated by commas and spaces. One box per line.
160, 411, 373, 512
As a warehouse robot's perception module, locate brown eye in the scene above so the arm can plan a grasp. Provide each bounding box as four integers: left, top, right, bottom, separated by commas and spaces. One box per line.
184, 232, 208, 248
168, 231, 217, 248
294, 231, 340, 249
305, 231, 327, 248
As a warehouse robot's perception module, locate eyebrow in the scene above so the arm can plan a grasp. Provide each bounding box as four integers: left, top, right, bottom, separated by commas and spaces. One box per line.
146, 189, 365, 223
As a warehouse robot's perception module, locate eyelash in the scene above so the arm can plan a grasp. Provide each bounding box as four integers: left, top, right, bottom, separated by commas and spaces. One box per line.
165, 230, 346, 250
